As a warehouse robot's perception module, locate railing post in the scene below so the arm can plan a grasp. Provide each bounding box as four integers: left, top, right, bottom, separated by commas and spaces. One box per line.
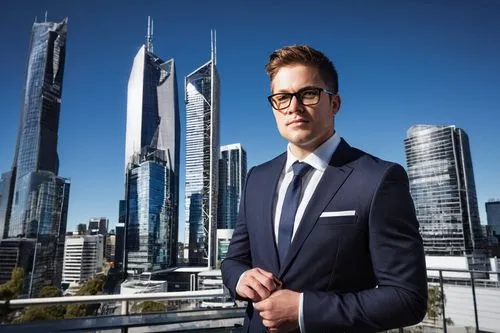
470, 271, 479, 333
439, 270, 447, 333
121, 299, 129, 333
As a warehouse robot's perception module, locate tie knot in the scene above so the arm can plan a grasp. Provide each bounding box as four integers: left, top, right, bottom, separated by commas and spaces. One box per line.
292, 162, 311, 177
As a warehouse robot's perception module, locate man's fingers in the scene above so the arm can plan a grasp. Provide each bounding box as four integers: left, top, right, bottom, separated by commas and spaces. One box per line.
262, 319, 280, 330
253, 271, 278, 292
247, 275, 271, 300
255, 267, 275, 279
251, 268, 279, 292
237, 284, 256, 300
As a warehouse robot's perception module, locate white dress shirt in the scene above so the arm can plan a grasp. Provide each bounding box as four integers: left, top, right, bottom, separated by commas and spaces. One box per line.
274, 132, 341, 333
273, 132, 341, 244
238, 132, 341, 333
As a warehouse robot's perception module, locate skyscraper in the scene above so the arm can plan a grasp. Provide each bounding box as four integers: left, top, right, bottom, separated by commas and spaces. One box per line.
218, 143, 247, 230
0, 171, 14, 239
62, 235, 104, 285
486, 200, 500, 239
88, 217, 108, 235
404, 125, 488, 271
0, 18, 70, 297
123, 17, 180, 274
184, 31, 220, 268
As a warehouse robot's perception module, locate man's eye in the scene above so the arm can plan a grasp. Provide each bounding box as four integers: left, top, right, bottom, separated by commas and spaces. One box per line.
301, 90, 318, 99
275, 94, 290, 102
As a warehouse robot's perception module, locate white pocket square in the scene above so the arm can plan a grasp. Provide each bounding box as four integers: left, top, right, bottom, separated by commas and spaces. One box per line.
320, 210, 356, 217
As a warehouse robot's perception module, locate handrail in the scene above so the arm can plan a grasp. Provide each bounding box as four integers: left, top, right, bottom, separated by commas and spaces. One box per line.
0, 288, 225, 308
0, 308, 246, 333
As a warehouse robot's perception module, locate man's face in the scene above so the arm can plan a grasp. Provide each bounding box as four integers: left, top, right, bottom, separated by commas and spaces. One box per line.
270, 64, 340, 154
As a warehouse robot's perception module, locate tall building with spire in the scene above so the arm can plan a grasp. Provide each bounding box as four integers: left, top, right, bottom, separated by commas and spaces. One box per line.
123, 17, 180, 274
0, 17, 70, 297
404, 125, 489, 272
184, 31, 220, 268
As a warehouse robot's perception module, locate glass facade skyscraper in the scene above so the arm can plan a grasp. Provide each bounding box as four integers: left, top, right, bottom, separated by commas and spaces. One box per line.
486, 200, 500, 238
404, 125, 488, 271
126, 151, 173, 272
0, 171, 14, 239
184, 31, 220, 268
124, 18, 180, 274
0, 18, 70, 297
218, 143, 247, 230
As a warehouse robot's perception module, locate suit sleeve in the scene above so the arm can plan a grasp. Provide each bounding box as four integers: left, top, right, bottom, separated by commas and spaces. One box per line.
221, 167, 254, 300
303, 164, 428, 332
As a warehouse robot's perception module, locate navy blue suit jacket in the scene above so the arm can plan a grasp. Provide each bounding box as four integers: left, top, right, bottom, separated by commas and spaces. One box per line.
221, 139, 428, 332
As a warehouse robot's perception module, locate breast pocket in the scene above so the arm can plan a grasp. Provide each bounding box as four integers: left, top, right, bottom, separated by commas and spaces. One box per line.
318, 215, 357, 226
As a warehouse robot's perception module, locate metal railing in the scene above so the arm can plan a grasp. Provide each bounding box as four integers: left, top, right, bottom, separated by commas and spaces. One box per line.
1, 268, 499, 333
0, 289, 245, 332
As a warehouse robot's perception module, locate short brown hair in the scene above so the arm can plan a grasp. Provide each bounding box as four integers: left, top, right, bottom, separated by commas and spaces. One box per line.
265, 45, 339, 93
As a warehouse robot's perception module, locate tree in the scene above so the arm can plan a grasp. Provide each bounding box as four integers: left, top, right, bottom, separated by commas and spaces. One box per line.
0, 267, 24, 300
132, 301, 166, 313
15, 285, 66, 323
427, 285, 443, 324
0, 267, 24, 323
65, 275, 106, 318
426, 284, 453, 326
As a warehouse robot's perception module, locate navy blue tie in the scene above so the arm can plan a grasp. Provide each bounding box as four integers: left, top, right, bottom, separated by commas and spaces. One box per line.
278, 162, 312, 267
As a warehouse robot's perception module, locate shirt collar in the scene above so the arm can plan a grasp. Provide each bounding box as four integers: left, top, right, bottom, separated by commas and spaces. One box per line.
285, 132, 341, 173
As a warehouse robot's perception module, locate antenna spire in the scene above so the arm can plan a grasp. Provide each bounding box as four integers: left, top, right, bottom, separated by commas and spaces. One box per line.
45, 11, 48, 22
151, 19, 154, 53
146, 16, 154, 53
211, 29, 217, 66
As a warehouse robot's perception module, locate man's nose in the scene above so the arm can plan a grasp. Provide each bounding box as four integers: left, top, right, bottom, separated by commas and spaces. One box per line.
286, 95, 303, 114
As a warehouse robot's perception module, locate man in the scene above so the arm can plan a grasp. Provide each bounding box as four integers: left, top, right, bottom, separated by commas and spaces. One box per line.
221, 45, 427, 333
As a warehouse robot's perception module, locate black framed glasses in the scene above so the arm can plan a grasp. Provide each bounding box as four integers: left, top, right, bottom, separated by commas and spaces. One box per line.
267, 87, 336, 111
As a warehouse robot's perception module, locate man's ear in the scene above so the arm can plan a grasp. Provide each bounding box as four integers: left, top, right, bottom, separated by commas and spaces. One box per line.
332, 94, 341, 114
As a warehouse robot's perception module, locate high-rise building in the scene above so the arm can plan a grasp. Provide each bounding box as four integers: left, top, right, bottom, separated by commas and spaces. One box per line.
217, 229, 233, 264
115, 223, 125, 271
486, 200, 500, 239
105, 231, 116, 261
88, 217, 108, 235
184, 31, 220, 268
0, 18, 70, 297
0, 171, 14, 239
218, 143, 247, 230
62, 235, 103, 285
404, 125, 488, 271
123, 17, 180, 274
77, 223, 87, 235
0, 239, 35, 291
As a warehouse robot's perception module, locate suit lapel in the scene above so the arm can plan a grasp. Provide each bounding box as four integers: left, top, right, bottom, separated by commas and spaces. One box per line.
261, 154, 286, 275
278, 140, 355, 277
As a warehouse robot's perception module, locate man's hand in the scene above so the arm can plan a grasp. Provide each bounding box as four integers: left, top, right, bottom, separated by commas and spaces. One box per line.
236, 268, 280, 302
254, 289, 300, 333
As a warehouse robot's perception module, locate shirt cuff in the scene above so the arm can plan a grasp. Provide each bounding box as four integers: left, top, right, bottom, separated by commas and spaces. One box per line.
299, 292, 305, 332
235, 270, 248, 297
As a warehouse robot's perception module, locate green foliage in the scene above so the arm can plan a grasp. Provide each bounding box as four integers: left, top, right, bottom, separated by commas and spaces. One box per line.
0, 267, 25, 323
64, 275, 105, 319
38, 285, 61, 298
0, 267, 24, 300
132, 301, 166, 313
427, 285, 444, 323
15, 285, 66, 323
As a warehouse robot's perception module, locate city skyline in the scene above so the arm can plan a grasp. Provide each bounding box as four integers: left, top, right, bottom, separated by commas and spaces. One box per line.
1, 1, 499, 241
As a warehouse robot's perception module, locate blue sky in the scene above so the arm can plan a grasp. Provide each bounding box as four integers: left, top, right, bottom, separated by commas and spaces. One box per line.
1, 0, 499, 239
